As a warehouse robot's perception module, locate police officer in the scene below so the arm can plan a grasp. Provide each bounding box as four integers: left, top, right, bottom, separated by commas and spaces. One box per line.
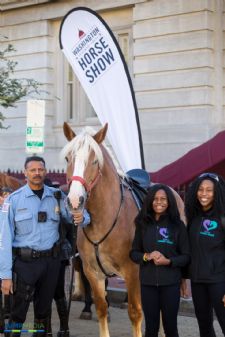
0, 187, 14, 333
0, 156, 90, 337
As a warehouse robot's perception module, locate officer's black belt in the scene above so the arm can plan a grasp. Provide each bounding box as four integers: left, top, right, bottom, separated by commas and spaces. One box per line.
13, 247, 54, 259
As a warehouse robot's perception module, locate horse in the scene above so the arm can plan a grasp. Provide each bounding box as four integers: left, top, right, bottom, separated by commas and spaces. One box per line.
0, 173, 23, 191
62, 122, 186, 337
62, 122, 143, 337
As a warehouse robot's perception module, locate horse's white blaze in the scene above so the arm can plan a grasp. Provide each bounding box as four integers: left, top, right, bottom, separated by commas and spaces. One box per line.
68, 183, 84, 209
68, 154, 86, 209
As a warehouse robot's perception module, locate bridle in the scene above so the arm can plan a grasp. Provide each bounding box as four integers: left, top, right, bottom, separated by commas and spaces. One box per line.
68, 168, 102, 194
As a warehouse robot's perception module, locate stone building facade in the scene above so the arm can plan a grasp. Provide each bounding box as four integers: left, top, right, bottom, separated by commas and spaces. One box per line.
0, 0, 224, 173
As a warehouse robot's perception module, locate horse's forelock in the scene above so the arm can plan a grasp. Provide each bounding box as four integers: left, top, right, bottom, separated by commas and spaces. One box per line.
61, 130, 104, 169
61, 126, 125, 177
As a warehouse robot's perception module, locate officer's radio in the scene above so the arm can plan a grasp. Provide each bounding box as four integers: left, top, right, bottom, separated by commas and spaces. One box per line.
54, 190, 62, 200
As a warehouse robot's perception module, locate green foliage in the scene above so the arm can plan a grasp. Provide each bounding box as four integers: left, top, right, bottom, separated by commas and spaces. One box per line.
0, 43, 40, 128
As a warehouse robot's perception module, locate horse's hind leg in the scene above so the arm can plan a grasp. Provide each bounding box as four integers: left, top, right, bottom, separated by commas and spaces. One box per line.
87, 276, 110, 337
125, 269, 143, 337
79, 265, 93, 320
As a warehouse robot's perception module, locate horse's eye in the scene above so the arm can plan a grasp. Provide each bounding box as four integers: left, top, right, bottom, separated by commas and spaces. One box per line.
92, 159, 98, 165
65, 157, 68, 163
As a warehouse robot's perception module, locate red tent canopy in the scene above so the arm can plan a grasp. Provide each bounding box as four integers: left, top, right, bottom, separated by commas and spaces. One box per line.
150, 130, 225, 188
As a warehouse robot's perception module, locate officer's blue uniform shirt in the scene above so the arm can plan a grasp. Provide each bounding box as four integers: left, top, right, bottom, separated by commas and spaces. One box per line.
0, 184, 90, 279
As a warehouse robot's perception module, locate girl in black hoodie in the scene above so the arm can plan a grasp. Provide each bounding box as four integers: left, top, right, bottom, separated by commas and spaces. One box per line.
185, 173, 225, 337
130, 184, 190, 337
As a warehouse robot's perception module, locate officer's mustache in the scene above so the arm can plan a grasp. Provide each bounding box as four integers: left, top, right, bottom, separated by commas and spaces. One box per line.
33, 175, 41, 179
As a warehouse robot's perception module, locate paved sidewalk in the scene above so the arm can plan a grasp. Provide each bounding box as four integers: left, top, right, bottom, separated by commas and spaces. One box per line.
24, 300, 223, 337
4, 274, 223, 337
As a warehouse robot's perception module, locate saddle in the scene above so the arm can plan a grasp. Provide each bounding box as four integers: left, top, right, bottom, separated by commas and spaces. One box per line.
124, 168, 150, 210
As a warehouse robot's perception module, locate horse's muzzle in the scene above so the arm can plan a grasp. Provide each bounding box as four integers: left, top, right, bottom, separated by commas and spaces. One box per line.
65, 195, 86, 214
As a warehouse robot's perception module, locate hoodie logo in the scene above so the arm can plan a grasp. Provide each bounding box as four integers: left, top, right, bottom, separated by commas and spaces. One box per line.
157, 228, 173, 245
200, 219, 217, 237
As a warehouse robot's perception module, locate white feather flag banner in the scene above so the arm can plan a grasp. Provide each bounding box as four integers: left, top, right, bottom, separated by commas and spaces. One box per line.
59, 7, 145, 172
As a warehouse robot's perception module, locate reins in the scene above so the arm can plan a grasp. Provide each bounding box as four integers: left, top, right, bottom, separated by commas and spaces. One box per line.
82, 179, 124, 277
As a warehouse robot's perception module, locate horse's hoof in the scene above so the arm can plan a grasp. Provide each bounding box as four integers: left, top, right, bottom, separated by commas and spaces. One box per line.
79, 311, 92, 320
71, 294, 82, 301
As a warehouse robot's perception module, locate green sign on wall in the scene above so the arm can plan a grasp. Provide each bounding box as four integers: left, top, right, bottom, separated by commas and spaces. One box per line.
26, 100, 45, 154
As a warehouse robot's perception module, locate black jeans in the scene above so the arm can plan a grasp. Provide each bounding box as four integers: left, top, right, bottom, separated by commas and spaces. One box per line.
141, 283, 180, 337
10, 255, 60, 324
191, 281, 225, 337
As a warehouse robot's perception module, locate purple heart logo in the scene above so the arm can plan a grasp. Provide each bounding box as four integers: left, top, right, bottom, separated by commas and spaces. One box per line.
159, 228, 168, 239
203, 219, 211, 231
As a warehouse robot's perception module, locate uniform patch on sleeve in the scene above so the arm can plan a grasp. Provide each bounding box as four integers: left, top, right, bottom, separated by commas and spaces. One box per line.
2, 202, 10, 213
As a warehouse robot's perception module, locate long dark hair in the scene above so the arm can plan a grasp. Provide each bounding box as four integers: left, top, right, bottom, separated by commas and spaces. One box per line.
135, 183, 182, 230
185, 173, 225, 225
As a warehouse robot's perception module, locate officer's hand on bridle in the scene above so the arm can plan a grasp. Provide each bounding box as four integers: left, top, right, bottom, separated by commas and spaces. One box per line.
73, 211, 84, 224
1, 279, 13, 295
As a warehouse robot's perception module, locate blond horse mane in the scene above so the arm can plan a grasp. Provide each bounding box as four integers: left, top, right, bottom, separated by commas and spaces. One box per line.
61, 126, 124, 177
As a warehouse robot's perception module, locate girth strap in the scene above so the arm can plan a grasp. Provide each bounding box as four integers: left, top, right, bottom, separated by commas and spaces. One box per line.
82, 180, 124, 278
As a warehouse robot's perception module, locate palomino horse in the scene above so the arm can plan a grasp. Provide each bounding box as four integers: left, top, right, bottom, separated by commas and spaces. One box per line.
0, 173, 23, 191
62, 122, 143, 337
62, 123, 186, 337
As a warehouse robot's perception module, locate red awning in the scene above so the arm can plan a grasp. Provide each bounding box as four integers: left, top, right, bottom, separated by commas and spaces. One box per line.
150, 130, 225, 188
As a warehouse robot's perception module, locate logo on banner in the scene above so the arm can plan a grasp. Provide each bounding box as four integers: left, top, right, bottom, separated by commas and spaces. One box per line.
78, 30, 85, 39
72, 26, 116, 84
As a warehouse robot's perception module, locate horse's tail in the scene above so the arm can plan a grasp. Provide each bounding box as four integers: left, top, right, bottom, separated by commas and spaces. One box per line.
72, 270, 85, 300
4, 174, 23, 191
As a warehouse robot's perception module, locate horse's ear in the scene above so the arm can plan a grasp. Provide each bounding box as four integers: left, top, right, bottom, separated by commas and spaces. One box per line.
63, 122, 76, 141
94, 123, 108, 144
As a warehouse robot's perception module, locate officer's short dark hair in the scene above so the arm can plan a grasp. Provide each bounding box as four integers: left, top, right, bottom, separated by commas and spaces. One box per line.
24, 156, 46, 169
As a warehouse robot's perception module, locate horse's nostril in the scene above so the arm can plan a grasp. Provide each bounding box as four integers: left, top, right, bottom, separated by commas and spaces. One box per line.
65, 197, 72, 210
68, 198, 72, 207
79, 196, 84, 205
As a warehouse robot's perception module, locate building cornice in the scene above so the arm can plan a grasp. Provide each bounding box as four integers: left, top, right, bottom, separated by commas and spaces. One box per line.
1, 0, 54, 11
1, 0, 149, 12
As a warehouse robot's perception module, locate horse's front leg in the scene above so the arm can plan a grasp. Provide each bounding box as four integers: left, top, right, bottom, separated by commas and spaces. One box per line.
124, 265, 143, 337
87, 275, 110, 337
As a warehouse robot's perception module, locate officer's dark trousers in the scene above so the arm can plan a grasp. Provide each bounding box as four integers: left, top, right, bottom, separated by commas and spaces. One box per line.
0, 290, 4, 333
10, 256, 60, 325
53, 260, 69, 336
191, 281, 225, 337
141, 284, 180, 337
54, 260, 67, 301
